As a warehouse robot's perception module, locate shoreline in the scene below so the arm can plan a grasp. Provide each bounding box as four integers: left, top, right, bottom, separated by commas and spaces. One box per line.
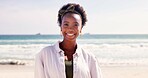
1, 59, 147, 67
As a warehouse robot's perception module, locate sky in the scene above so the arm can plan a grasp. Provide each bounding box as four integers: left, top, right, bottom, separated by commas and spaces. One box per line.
0, 0, 148, 35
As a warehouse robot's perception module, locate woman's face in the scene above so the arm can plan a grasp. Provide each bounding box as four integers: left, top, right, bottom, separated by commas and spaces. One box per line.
61, 13, 82, 41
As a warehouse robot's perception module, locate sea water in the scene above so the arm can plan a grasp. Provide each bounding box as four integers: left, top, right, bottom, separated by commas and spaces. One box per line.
0, 34, 148, 66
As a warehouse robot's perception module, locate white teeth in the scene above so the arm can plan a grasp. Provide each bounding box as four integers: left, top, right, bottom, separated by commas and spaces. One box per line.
67, 33, 74, 36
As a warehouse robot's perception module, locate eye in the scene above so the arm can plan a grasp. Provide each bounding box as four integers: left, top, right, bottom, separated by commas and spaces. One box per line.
64, 23, 68, 26
74, 23, 79, 26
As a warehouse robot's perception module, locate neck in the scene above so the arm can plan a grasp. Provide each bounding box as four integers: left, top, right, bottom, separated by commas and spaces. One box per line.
59, 40, 77, 61
60, 40, 77, 51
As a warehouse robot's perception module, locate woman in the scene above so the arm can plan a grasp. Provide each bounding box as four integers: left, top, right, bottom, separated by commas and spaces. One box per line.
35, 3, 102, 78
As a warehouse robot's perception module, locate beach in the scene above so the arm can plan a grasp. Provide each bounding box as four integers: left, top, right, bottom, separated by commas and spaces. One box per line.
0, 65, 34, 78
0, 35, 148, 78
101, 66, 148, 78
0, 65, 148, 78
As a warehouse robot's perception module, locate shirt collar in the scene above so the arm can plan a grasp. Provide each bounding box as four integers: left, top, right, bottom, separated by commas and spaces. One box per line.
74, 44, 81, 57
53, 41, 82, 57
54, 41, 62, 53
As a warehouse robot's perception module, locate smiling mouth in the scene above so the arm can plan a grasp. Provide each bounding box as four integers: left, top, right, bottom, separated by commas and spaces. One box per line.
65, 33, 77, 40
66, 33, 76, 38
67, 33, 74, 36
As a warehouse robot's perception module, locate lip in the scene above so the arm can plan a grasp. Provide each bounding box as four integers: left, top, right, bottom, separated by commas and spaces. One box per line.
67, 33, 74, 36
65, 33, 75, 38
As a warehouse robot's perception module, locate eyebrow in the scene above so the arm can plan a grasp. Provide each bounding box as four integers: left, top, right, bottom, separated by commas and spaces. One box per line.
63, 21, 79, 24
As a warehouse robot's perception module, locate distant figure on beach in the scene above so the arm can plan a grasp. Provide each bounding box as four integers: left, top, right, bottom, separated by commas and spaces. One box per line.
35, 3, 102, 78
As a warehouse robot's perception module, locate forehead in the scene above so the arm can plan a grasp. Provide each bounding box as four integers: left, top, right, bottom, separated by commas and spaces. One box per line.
62, 13, 82, 22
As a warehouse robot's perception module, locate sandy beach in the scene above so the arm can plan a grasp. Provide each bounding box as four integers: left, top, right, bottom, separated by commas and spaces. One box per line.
0, 65, 34, 78
101, 66, 148, 78
0, 65, 148, 78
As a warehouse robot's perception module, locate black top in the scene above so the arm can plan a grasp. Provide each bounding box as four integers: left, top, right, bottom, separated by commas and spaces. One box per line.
65, 60, 73, 78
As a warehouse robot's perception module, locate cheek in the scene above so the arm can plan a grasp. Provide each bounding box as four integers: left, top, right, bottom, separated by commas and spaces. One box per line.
74, 27, 81, 33
78, 26, 82, 32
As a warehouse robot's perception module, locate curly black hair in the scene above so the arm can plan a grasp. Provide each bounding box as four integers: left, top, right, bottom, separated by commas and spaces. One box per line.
57, 3, 87, 27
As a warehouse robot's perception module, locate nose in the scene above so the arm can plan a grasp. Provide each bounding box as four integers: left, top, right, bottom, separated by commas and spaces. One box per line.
66, 26, 75, 33
68, 26, 74, 30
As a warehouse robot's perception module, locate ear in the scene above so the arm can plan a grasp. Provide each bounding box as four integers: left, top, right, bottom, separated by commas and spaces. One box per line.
80, 29, 82, 33
60, 26, 62, 31
80, 26, 83, 33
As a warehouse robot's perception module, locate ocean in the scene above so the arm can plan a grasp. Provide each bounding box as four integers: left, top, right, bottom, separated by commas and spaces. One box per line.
0, 34, 148, 66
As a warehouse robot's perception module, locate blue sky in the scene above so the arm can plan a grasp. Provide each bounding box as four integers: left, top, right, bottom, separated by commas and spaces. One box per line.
0, 0, 148, 34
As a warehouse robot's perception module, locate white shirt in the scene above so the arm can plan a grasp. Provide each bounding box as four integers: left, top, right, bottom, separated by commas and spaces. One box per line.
35, 41, 102, 78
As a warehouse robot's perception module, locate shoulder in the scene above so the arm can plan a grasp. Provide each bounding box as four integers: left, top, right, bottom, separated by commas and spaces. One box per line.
81, 47, 96, 58
36, 45, 53, 57
41, 45, 54, 53
36, 41, 61, 58
78, 46, 97, 62
80, 47, 99, 67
